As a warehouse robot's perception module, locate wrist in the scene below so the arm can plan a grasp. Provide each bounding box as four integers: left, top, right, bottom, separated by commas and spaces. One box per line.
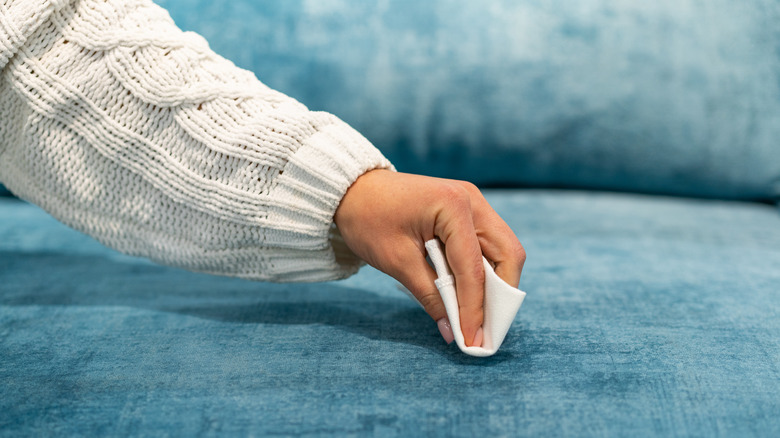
334, 168, 393, 227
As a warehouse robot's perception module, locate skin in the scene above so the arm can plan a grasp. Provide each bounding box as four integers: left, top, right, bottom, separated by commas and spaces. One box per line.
334, 169, 526, 347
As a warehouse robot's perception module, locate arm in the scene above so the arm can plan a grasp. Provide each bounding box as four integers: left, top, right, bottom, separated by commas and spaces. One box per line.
0, 0, 391, 282
0, 0, 526, 346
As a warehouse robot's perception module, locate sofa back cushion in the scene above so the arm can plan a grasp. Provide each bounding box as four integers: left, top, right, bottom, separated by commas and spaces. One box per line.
95, 2, 780, 199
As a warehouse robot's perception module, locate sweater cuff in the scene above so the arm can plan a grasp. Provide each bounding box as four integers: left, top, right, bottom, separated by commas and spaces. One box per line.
266, 114, 394, 281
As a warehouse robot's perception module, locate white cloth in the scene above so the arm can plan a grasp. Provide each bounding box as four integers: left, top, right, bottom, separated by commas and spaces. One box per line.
0, 0, 392, 282
425, 239, 526, 357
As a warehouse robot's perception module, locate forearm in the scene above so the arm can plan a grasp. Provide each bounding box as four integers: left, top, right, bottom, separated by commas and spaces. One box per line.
0, 0, 392, 281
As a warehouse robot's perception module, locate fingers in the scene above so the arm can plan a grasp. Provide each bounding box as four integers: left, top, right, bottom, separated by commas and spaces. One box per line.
333, 170, 523, 350
426, 180, 525, 349
387, 244, 447, 324
431, 181, 525, 350
456, 181, 526, 288
434, 186, 485, 347
476, 220, 526, 288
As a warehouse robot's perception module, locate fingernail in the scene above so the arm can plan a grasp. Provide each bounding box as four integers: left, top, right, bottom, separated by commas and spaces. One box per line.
472, 326, 484, 347
437, 317, 454, 345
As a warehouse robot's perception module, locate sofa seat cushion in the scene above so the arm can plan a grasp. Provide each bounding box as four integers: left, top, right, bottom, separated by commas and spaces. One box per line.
1, 190, 778, 435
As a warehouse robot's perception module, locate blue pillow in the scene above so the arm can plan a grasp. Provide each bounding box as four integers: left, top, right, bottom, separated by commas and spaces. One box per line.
159, 1, 780, 199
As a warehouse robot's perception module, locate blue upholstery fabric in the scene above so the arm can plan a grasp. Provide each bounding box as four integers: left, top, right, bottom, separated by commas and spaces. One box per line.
2, 192, 779, 436
2, 1, 779, 435
151, 0, 780, 200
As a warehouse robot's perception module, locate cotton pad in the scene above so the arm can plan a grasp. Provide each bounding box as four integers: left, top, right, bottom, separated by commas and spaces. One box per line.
400, 239, 526, 357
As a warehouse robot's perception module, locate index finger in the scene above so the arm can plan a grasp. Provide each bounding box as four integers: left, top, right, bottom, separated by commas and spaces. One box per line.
435, 201, 485, 347
470, 197, 526, 288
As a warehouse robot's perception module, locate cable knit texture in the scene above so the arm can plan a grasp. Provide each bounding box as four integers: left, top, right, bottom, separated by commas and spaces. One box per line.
0, 0, 393, 281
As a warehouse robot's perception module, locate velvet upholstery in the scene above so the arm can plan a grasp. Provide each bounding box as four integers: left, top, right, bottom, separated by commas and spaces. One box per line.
153, 0, 780, 200
4, 0, 780, 199
2, 1, 780, 435
2, 192, 779, 436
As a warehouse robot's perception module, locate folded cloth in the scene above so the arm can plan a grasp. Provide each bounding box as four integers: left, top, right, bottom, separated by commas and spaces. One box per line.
394, 240, 527, 356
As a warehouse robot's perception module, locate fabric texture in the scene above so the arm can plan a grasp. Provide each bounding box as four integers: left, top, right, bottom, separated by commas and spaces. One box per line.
154, 0, 780, 200
424, 238, 526, 357
0, 0, 392, 282
2, 191, 779, 436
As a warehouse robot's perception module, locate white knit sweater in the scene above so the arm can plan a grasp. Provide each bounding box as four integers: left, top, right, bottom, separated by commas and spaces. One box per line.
0, 0, 393, 281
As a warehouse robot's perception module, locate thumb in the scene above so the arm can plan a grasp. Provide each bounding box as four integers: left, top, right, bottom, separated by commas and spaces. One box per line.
389, 251, 455, 344
392, 252, 445, 321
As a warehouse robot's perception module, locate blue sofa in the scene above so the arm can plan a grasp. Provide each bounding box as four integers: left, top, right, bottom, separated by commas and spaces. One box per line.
2, 1, 779, 436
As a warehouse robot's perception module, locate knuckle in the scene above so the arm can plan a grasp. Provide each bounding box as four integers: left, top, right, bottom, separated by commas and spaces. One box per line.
459, 244, 486, 284
417, 292, 439, 310
468, 262, 486, 286
511, 241, 527, 267
417, 291, 445, 317
438, 183, 471, 209
457, 180, 481, 196
474, 267, 486, 286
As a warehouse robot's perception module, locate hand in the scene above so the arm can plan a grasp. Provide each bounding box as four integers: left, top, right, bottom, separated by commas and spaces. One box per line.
333, 169, 526, 346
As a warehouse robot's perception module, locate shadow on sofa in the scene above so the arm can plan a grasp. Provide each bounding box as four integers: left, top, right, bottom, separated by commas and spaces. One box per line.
1, 248, 521, 365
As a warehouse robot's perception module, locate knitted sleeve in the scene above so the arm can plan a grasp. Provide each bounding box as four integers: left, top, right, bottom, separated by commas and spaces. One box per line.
0, 0, 393, 282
